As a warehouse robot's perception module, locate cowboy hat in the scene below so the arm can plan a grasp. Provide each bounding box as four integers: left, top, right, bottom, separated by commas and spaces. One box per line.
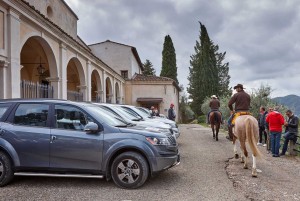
211, 95, 217, 99
233, 84, 245, 89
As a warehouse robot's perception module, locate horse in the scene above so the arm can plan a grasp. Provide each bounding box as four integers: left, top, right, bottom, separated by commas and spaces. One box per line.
209, 111, 222, 141
232, 115, 261, 177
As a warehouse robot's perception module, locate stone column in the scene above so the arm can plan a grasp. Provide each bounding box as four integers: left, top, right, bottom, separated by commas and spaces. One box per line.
112, 76, 116, 103
102, 71, 106, 103
46, 77, 60, 99
7, 8, 21, 98
95, 90, 103, 102
0, 60, 9, 99
77, 85, 87, 101
59, 43, 68, 99
86, 60, 92, 101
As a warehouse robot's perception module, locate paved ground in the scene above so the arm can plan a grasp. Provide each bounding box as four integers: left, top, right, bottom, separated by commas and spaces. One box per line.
0, 124, 299, 201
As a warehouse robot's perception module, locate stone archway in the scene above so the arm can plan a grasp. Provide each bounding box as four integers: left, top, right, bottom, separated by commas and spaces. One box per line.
115, 82, 120, 104
66, 57, 86, 101
20, 36, 58, 98
105, 77, 113, 103
91, 70, 102, 102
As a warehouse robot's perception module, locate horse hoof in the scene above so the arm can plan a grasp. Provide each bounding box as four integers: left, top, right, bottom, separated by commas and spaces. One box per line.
241, 158, 245, 163
252, 168, 258, 177
216, 138, 218, 141
243, 165, 248, 169
234, 154, 239, 159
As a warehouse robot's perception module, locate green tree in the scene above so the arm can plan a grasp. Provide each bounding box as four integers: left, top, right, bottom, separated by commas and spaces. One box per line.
160, 35, 178, 83
188, 22, 230, 115
142, 59, 156, 76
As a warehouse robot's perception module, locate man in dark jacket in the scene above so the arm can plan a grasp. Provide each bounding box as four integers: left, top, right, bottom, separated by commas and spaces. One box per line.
258, 106, 268, 146
168, 103, 176, 121
227, 84, 251, 140
280, 110, 299, 156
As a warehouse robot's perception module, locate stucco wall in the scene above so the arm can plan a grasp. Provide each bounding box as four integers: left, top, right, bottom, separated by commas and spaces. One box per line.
24, 0, 78, 39
127, 82, 179, 121
90, 42, 140, 79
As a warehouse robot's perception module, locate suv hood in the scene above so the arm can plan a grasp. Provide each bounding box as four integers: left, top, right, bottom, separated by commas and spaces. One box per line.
119, 126, 168, 138
136, 121, 171, 129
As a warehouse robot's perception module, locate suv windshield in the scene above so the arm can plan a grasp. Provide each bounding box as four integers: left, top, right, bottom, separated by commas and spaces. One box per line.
123, 106, 151, 119
87, 106, 127, 127
112, 106, 141, 121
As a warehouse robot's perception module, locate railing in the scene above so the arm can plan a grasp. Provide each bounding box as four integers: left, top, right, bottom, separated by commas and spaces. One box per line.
21, 80, 53, 98
67, 90, 83, 102
92, 95, 102, 103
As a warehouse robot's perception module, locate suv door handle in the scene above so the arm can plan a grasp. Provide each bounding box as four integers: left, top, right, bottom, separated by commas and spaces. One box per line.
50, 135, 57, 143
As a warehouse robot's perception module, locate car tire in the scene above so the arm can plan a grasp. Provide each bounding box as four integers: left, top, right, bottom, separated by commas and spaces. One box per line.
0, 151, 14, 187
111, 151, 149, 189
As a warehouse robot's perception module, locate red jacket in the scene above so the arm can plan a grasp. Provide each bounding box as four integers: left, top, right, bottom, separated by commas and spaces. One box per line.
266, 111, 285, 132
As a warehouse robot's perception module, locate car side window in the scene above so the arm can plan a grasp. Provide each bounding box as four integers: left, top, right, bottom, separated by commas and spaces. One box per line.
0, 104, 11, 119
55, 105, 93, 131
14, 104, 49, 127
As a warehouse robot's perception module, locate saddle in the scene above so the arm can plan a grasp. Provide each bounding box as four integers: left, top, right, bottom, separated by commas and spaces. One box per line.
231, 111, 251, 126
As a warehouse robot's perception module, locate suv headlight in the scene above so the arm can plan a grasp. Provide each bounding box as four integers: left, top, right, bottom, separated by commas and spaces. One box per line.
146, 137, 170, 145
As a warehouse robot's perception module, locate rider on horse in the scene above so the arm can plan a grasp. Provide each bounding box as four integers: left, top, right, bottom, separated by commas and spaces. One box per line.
227, 84, 251, 141
207, 95, 220, 124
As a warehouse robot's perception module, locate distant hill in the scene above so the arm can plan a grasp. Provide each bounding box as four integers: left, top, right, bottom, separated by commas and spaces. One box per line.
272, 95, 300, 116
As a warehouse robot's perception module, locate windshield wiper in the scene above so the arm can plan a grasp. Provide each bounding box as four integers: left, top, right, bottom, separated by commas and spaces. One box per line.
115, 125, 128, 128
126, 123, 136, 127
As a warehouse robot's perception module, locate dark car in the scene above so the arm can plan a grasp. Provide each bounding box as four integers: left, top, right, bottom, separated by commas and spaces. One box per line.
0, 99, 180, 188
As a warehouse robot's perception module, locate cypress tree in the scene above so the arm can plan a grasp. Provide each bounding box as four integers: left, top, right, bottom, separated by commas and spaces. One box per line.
188, 22, 230, 115
160, 35, 178, 83
142, 59, 156, 76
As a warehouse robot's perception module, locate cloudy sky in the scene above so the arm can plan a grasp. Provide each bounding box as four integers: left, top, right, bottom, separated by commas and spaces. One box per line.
64, 0, 300, 98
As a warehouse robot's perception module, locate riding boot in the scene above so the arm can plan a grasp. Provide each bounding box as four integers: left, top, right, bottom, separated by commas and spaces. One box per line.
226, 125, 233, 141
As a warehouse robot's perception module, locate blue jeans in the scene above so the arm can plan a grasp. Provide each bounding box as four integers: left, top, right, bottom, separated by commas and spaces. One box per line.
281, 132, 298, 155
270, 131, 282, 156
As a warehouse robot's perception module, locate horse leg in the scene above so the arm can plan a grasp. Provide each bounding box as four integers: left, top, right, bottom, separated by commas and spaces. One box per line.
233, 140, 239, 159
212, 125, 215, 139
252, 154, 258, 177
216, 125, 219, 141
240, 141, 248, 169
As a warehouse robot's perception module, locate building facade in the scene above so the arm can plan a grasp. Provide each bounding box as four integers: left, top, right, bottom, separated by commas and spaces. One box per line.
0, 0, 124, 103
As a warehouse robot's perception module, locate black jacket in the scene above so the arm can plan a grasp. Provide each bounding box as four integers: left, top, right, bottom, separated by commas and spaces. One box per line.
285, 115, 299, 134
258, 111, 268, 128
168, 108, 176, 121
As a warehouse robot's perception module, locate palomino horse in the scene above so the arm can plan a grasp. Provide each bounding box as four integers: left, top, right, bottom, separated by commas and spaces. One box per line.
209, 111, 222, 141
233, 115, 261, 177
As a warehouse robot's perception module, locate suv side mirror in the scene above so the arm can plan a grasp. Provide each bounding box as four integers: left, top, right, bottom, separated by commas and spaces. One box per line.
84, 122, 99, 133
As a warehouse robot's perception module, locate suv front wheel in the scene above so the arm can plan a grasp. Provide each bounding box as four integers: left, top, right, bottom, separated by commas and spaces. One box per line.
0, 151, 14, 187
111, 152, 149, 189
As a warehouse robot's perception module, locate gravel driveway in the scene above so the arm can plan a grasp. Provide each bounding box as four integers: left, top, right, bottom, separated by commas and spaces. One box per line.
0, 124, 299, 201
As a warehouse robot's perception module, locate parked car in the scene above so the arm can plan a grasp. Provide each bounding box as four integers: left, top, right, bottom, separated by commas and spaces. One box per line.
121, 105, 180, 138
93, 103, 173, 136
0, 99, 180, 188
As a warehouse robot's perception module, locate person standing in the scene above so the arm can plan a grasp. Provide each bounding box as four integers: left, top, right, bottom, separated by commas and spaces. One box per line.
150, 106, 156, 117
227, 84, 251, 140
257, 106, 268, 146
168, 103, 176, 121
207, 95, 220, 124
265, 107, 273, 152
266, 106, 285, 157
280, 110, 299, 156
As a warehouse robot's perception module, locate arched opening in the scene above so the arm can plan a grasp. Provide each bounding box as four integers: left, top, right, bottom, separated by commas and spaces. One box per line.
105, 77, 112, 103
115, 82, 120, 104
67, 58, 85, 101
91, 70, 102, 102
20, 36, 58, 98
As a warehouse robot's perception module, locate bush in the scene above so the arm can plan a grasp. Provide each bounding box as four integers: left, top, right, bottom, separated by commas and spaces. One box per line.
197, 115, 206, 123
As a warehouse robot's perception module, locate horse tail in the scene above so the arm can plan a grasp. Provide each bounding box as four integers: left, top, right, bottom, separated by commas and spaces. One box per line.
213, 111, 221, 124
245, 117, 261, 158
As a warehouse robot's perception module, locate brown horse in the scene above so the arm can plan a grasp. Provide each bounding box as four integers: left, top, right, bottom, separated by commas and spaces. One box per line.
233, 115, 261, 177
209, 111, 222, 141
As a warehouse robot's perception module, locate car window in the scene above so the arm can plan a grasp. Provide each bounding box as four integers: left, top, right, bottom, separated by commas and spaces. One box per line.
55, 105, 94, 131
0, 104, 10, 119
14, 104, 49, 127
86, 106, 127, 127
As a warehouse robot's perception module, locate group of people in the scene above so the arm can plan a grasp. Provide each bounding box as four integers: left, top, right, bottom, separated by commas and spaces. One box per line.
208, 83, 299, 157
149, 103, 176, 121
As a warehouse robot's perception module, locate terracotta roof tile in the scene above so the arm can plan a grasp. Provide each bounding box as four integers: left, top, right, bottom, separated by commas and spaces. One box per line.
132, 74, 174, 82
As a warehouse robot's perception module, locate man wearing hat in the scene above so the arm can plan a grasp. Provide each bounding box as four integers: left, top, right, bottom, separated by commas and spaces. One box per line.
207, 95, 220, 124
227, 84, 251, 140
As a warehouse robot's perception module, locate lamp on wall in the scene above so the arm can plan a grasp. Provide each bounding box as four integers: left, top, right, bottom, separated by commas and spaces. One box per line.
21, 57, 46, 77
